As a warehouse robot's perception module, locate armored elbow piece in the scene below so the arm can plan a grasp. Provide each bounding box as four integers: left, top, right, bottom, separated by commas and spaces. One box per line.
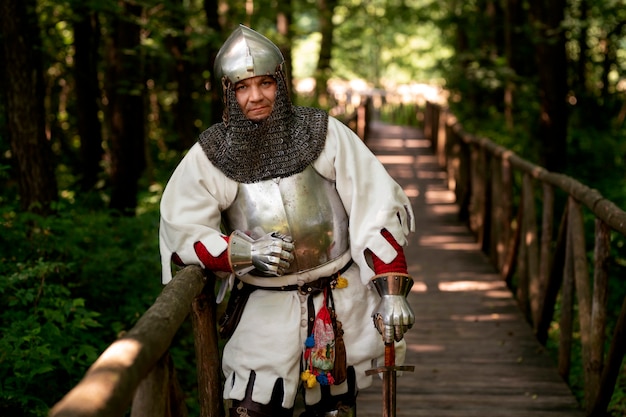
371, 273, 415, 343
228, 230, 295, 277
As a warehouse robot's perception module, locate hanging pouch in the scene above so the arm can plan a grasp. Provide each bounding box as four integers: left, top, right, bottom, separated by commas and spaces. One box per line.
310, 301, 335, 371
303, 288, 339, 387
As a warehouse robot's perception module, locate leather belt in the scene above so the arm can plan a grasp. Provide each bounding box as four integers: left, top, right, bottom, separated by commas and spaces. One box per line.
219, 260, 354, 339
251, 260, 354, 295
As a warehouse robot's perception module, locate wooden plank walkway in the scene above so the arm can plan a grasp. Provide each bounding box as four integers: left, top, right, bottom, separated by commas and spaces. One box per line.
353, 121, 585, 417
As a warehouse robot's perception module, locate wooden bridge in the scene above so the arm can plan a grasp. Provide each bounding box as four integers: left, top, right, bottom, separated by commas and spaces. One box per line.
49, 101, 626, 417
353, 119, 585, 417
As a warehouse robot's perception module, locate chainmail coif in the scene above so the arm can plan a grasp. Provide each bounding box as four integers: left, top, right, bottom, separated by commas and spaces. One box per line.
198, 69, 329, 183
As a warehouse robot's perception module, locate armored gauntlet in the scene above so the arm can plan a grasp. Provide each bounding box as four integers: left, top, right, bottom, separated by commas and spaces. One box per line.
371, 273, 415, 343
228, 230, 295, 277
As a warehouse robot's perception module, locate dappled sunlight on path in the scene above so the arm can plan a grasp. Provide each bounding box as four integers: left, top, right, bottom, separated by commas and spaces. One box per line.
355, 120, 584, 417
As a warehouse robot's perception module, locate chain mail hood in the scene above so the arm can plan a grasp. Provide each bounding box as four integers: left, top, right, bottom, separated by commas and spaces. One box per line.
198, 69, 328, 183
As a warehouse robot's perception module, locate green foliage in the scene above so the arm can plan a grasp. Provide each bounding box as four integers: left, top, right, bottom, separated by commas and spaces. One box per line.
0, 194, 164, 416
0, 264, 101, 416
611, 371, 626, 416
328, 0, 450, 85
566, 124, 626, 202
545, 271, 626, 416
379, 102, 421, 127
3, 0, 626, 414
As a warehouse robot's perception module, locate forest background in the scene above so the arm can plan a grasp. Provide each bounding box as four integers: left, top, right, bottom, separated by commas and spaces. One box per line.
1, 0, 625, 416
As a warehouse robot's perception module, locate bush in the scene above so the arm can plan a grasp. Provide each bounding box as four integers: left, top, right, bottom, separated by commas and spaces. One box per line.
0, 195, 164, 416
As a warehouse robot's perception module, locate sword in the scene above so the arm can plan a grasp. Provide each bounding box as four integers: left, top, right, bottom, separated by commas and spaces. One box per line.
366, 341, 414, 417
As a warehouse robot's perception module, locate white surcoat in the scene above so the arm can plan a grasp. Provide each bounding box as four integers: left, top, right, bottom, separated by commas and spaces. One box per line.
159, 116, 414, 408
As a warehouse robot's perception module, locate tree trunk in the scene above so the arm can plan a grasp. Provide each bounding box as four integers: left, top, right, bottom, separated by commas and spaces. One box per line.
204, 0, 223, 125
0, 0, 58, 213
165, 0, 197, 150
452, 3, 473, 108
315, 0, 338, 107
276, 0, 294, 101
106, 1, 146, 214
503, 0, 517, 128
529, 0, 568, 173
73, 7, 104, 192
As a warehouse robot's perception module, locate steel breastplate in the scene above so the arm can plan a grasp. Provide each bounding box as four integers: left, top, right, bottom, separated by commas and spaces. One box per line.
222, 166, 349, 275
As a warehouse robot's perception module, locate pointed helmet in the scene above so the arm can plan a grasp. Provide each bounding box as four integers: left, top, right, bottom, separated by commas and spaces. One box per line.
214, 25, 285, 86
199, 25, 328, 183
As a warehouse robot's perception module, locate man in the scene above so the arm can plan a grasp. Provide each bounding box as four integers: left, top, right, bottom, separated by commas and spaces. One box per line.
159, 25, 415, 417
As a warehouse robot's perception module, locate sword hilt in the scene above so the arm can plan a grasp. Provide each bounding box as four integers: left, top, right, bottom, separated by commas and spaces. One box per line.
385, 342, 395, 367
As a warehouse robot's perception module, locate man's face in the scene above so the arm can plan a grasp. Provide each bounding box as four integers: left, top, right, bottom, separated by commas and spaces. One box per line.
234, 75, 277, 122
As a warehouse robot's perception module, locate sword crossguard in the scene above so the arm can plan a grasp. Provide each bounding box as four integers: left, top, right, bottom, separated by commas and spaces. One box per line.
365, 365, 415, 376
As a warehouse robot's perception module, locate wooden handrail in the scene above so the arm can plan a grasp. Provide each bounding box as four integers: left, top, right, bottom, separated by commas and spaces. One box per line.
424, 101, 626, 417
48, 96, 626, 417
48, 266, 218, 417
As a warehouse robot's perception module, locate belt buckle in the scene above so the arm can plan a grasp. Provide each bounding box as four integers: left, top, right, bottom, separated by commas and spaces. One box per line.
298, 284, 314, 295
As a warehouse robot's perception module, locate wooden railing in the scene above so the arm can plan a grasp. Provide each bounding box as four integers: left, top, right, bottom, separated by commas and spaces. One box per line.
329, 89, 372, 141
48, 96, 626, 417
48, 266, 225, 417
423, 101, 626, 417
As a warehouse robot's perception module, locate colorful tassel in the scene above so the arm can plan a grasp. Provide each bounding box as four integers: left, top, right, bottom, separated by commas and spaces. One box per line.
335, 276, 348, 289
305, 335, 315, 348
301, 370, 317, 388
315, 372, 335, 385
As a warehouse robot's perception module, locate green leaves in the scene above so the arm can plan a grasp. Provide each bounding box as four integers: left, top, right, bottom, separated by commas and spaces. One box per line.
0, 200, 161, 416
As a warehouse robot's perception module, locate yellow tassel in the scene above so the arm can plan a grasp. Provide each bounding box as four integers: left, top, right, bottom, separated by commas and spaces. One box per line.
336, 276, 348, 289
301, 370, 317, 388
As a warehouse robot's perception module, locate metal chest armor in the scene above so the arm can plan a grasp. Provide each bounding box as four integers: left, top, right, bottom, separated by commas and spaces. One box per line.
221, 166, 349, 276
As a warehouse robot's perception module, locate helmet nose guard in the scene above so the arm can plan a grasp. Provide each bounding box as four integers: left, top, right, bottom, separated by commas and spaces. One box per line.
214, 25, 284, 86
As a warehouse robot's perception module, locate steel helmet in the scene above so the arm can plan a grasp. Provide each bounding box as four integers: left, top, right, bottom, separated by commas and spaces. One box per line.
214, 25, 284, 85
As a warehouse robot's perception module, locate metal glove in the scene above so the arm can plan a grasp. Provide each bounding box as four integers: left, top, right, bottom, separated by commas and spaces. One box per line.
371, 273, 415, 343
228, 230, 295, 277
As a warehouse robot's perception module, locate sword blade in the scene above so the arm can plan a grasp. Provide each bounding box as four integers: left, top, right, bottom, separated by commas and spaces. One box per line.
383, 342, 396, 417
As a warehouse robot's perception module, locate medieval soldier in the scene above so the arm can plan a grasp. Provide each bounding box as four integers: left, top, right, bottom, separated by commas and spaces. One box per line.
159, 25, 415, 417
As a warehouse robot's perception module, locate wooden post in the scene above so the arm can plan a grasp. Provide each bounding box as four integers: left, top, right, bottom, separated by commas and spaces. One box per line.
590, 295, 626, 416
588, 220, 610, 409
569, 197, 593, 410
131, 353, 188, 417
536, 183, 554, 334
558, 211, 575, 381
536, 205, 568, 345
191, 273, 225, 417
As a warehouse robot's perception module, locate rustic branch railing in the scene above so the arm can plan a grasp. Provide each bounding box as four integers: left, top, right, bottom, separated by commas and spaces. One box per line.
48, 97, 626, 417
329, 89, 372, 141
424, 101, 626, 417
48, 266, 225, 417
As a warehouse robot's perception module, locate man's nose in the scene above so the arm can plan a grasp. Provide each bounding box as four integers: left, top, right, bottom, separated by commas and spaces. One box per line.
249, 85, 263, 100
